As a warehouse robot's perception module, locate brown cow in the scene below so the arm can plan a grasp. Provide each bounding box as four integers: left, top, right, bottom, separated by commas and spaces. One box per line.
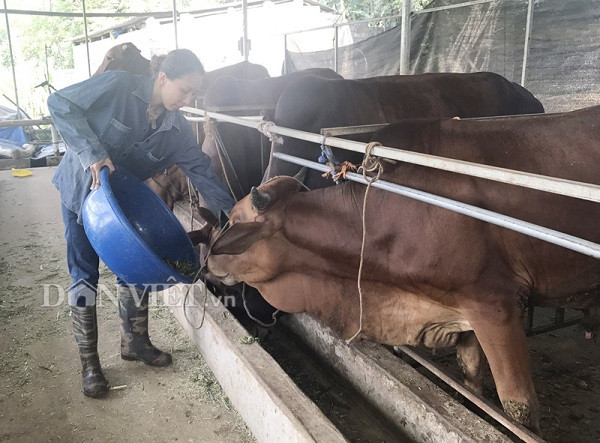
205, 105, 600, 432
267, 72, 544, 188
93, 42, 151, 77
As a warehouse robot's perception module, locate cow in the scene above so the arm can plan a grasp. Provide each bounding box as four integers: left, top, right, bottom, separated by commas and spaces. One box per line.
202, 68, 342, 199
93, 42, 151, 77
266, 72, 545, 189
203, 104, 600, 432
198, 61, 269, 101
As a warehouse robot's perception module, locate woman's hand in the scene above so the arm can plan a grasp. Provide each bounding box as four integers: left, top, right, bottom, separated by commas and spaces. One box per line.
89, 157, 115, 190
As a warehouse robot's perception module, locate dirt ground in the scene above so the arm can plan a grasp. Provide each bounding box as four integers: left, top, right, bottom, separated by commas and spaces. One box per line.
0, 167, 253, 442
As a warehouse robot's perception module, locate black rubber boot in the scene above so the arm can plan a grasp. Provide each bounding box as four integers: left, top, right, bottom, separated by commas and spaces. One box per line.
118, 286, 172, 367
71, 305, 109, 398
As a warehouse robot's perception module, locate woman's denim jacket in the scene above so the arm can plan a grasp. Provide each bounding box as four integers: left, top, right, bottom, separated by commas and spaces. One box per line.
48, 70, 235, 223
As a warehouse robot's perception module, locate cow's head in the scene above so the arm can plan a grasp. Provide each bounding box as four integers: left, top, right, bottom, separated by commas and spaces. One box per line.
206, 175, 303, 286
93, 42, 151, 77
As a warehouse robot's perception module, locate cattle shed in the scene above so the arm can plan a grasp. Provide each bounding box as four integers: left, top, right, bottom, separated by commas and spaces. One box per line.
2, 1, 600, 443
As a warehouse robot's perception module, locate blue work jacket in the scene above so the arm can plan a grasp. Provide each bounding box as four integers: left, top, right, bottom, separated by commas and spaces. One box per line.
48, 70, 235, 223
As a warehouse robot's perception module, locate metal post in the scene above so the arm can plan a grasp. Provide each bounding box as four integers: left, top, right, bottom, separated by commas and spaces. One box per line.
334, 26, 339, 73
399, 0, 411, 74
3, 0, 19, 118
172, 0, 179, 49
521, 0, 534, 86
283, 34, 288, 74
51, 124, 60, 157
44, 44, 50, 86
242, 0, 249, 60
82, 0, 91, 77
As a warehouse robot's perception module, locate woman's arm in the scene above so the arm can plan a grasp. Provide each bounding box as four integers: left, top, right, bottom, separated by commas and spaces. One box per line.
47, 71, 122, 171
176, 143, 236, 217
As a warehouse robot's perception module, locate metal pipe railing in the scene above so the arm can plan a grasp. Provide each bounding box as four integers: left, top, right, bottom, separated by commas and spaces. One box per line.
395, 346, 543, 443
182, 105, 600, 260
182, 106, 600, 204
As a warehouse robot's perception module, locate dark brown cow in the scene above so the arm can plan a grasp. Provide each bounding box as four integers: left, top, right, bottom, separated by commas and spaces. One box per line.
93, 42, 151, 77
205, 105, 600, 432
198, 61, 269, 100
267, 72, 544, 188
202, 68, 342, 199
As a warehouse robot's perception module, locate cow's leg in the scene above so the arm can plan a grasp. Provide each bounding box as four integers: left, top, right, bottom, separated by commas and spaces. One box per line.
456, 331, 484, 394
468, 304, 540, 432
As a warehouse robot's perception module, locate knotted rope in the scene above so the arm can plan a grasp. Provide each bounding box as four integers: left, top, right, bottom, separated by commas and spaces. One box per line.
346, 141, 384, 344
257, 120, 283, 145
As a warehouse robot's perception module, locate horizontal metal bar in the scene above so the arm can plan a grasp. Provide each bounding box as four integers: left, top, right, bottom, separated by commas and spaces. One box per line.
526, 316, 582, 337
183, 115, 264, 123
284, 0, 495, 37
184, 106, 600, 205
413, 0, 495, 15
0, 118, 53, 128
321, 123, 389, 137
395, 346, 543, 443
182, 107, 261, 130
205, 104, 276, 113
0, 8, 171, 18
273, 152, 600, 259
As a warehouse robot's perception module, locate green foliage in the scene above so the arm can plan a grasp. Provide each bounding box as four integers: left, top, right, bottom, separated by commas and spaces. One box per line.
0, 28, 10, 68
320, 0, 434, 20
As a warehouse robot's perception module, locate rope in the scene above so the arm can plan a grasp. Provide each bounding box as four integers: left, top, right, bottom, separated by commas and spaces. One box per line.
204, 113, 243, 201
241, 282, 280, 328
257, 120, 283, 145
346, 141, 384, 344
181, 259, 211, 330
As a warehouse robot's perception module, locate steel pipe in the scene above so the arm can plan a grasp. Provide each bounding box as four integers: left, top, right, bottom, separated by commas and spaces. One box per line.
182, 106, 600, 205
394, 346, 544, 443
272, 152, 600, 260
521, 0, 535, 87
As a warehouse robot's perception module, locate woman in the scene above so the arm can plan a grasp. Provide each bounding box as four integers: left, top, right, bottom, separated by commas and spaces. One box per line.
48, 49, 235, 398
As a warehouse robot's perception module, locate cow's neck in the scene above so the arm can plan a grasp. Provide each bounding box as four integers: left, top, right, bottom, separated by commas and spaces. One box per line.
281, 183, 364, 277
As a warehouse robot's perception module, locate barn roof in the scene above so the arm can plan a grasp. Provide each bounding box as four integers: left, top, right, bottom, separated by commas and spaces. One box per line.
71, 0, 337, 45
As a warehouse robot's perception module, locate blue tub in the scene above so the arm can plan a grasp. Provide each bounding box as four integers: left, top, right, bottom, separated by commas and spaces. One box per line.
82, 167, 199, 288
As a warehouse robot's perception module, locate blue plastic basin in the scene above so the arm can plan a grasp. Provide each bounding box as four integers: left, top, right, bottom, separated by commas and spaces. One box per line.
82, 167, 198, 288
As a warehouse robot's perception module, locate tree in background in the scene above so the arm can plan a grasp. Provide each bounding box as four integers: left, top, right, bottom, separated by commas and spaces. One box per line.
320, 0, 433, 21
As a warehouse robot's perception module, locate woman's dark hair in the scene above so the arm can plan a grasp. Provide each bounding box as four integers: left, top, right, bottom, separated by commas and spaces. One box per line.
150, 49, 205, 79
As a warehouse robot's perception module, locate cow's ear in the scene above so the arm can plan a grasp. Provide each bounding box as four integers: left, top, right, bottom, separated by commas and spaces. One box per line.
211, 222, 263, 256
187, 225, 213, 246
198, 207, 219, 229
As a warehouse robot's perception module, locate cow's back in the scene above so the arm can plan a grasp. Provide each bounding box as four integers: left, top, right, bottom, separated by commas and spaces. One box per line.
269, 76, 385, 186
267, 72, 544, 188
362, 72, 544, 120
204, 68, 341, 111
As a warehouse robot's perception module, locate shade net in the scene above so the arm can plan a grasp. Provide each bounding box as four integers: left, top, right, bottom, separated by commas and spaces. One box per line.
285, 0, 600, 112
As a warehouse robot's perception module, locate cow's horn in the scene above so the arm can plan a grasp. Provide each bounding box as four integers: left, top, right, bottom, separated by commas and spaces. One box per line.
294, 167, 307, 189
250, 186, 271, 212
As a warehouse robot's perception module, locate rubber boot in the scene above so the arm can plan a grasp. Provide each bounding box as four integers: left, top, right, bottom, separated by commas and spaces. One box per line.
71, 305, 109, 398
118, 286, 172, 367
